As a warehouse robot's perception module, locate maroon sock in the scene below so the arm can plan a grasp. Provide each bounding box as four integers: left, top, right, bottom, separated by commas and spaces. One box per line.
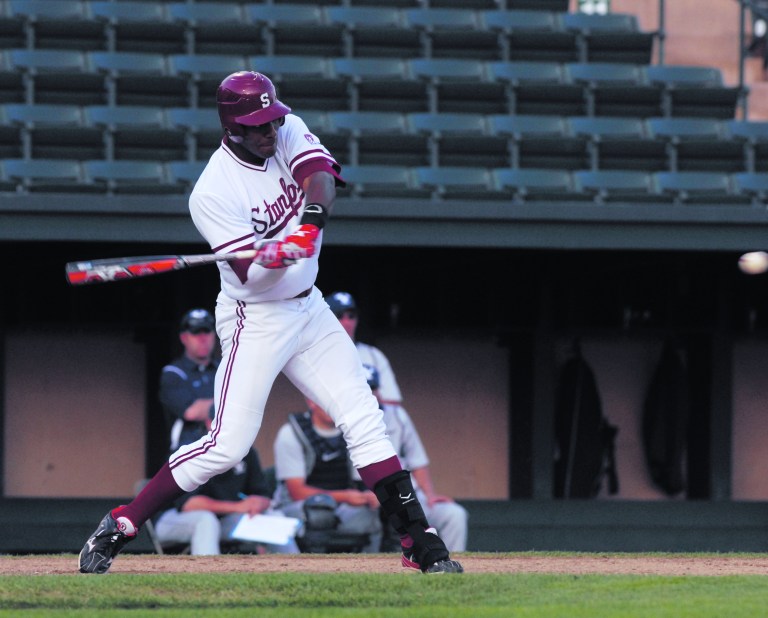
113, 462, 183, 528
358, 456, 417, 548
357, 455, 402, 490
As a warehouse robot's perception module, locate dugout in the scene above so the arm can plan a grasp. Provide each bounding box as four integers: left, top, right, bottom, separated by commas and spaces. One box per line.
4, 193, 768, 553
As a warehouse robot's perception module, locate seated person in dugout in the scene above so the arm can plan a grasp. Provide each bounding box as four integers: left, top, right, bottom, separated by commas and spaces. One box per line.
363, 364, 468, 553
272, 398, 383, 553
154, 445, 299, 555
324, 291, 403, 405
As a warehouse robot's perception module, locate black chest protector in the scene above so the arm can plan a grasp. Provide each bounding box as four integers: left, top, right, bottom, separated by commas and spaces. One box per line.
289, 412, 352, 491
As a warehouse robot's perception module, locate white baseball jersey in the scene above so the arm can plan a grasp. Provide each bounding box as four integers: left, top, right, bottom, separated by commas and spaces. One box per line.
189, 113, 338, 303
355, 342, 402, 403
380, 404, 429, 471
168, 113, 398, 494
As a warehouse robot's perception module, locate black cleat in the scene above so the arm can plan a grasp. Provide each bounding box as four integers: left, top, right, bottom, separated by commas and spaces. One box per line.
401, 527, 464, 573
78, 509, 137, 574
423, 559, 465, 574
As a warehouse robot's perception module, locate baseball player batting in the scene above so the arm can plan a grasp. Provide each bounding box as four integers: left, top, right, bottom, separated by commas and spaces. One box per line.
78, 71, 463, 575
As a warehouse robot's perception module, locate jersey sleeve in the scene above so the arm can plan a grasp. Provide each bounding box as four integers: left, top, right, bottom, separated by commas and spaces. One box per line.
273, 423, 308, 481
279, 114, 344, 186
358, 344, 403, 403
158, 366, 194, 424
244, 449, 272, 497
393, 405, 430, 470
189, 189, 255, 255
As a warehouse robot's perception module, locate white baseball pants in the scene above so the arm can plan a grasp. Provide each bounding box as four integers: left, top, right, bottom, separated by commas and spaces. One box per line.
168, 287, 396, 492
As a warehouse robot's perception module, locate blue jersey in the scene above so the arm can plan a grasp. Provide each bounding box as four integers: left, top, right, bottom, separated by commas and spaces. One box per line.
158, 355, 219, 453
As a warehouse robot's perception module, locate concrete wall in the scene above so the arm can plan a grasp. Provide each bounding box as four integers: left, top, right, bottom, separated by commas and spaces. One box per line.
255, 334, 510, 500
4, 329, 145, 498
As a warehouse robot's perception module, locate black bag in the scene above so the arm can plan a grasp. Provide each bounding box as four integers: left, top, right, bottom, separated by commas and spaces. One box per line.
642, 337, 689, 496
554, 344, 619, 498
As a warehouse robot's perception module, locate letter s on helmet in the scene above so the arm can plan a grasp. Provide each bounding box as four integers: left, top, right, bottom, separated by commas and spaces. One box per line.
216, 71, 291, 142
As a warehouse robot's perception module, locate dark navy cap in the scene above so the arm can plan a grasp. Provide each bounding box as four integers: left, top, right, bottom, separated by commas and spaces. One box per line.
179, 308, 215, 333
324, 291, 357, 317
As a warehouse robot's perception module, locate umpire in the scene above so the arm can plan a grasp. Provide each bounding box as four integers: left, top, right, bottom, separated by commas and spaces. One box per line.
158, 309, 219, 453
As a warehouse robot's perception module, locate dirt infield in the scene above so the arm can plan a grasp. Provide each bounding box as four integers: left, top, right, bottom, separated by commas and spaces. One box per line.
3, 553, 768, 576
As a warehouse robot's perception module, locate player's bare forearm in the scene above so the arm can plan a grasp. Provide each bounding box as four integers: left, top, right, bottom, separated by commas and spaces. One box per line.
284, 479, 369, 506
182, 494, 269, 516
184, 398, 214, 422
181, 495, 240, 515
302, 171, 336, 214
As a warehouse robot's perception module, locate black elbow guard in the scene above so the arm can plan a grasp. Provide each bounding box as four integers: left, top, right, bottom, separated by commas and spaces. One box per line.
300, 203, 329, 229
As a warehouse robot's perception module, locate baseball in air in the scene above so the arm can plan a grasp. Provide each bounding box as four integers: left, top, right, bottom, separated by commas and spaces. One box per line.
738, 251, 768, 275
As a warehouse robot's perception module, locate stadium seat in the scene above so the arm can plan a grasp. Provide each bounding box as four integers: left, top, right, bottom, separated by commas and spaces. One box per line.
83, 105, 186, 162
165, 107, 222, 161
8, 0, 103, 51
339, 164, 431, 199
4, 102, 102, 160
327, 111, 428, 166
408, 112, 507, 168
409, 58, 505, 114
654, 171, 751, 205
646, 65, 741, 119
481, 9, 577, 63
565, 62, 662, 118
727, 120, 768, 173
3, 158, 96, 193
561, 12, 655, 65
87, 1, 184, 54
297, 109, 330, 134
166, 2, 261, 56
168, 54, 248, 108
325, 6, 420, 59
488, 61, 584, 116
293, 109, 348, 164
493, 167, 589, 203
489, 114, 587, 170
0, 3, 24, 49
429, 0, 498, 9
573, 170, 663, 204
10, 48, 104, 105
403, 8, 500, 60
0, 50, 24, 104
568, 115, 666, 172
332, 57, 426, 112
646, 117, 742, 172
345, 0, 420, 9
0, 105, 23, 159
166, 160, 207, 193
89, 51, 186, 107
731, 172, 768, 206
247, 4, 343, 57
414, 166, 506, 200
83, 159, 180, 194
508, 0, 569, 10
250, 55, 347, 112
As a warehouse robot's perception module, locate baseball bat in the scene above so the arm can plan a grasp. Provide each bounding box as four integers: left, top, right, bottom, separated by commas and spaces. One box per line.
65, 249, 258, 285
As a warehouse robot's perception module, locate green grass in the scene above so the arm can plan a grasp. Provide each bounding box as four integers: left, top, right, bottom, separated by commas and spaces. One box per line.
2, 555, 767, 617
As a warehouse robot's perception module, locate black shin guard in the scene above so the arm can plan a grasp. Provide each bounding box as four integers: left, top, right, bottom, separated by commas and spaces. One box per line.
374, 470, 449, 569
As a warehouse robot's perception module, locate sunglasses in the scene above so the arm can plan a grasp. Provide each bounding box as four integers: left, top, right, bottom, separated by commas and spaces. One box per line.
188, 327, 213, 335
246, 117, 286, 135
338, 310, 357, 320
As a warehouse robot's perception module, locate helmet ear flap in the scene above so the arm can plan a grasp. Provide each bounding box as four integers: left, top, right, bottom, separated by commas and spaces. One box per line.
225, 127, 244, 144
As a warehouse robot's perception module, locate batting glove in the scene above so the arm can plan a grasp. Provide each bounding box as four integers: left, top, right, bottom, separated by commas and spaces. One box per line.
253, 224, 320, 269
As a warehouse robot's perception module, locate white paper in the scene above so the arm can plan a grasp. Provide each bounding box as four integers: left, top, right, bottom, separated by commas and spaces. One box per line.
229, 513, 302, 545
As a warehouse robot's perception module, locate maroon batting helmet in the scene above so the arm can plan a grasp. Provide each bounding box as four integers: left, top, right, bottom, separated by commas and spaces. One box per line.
216, 71, 291, 141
